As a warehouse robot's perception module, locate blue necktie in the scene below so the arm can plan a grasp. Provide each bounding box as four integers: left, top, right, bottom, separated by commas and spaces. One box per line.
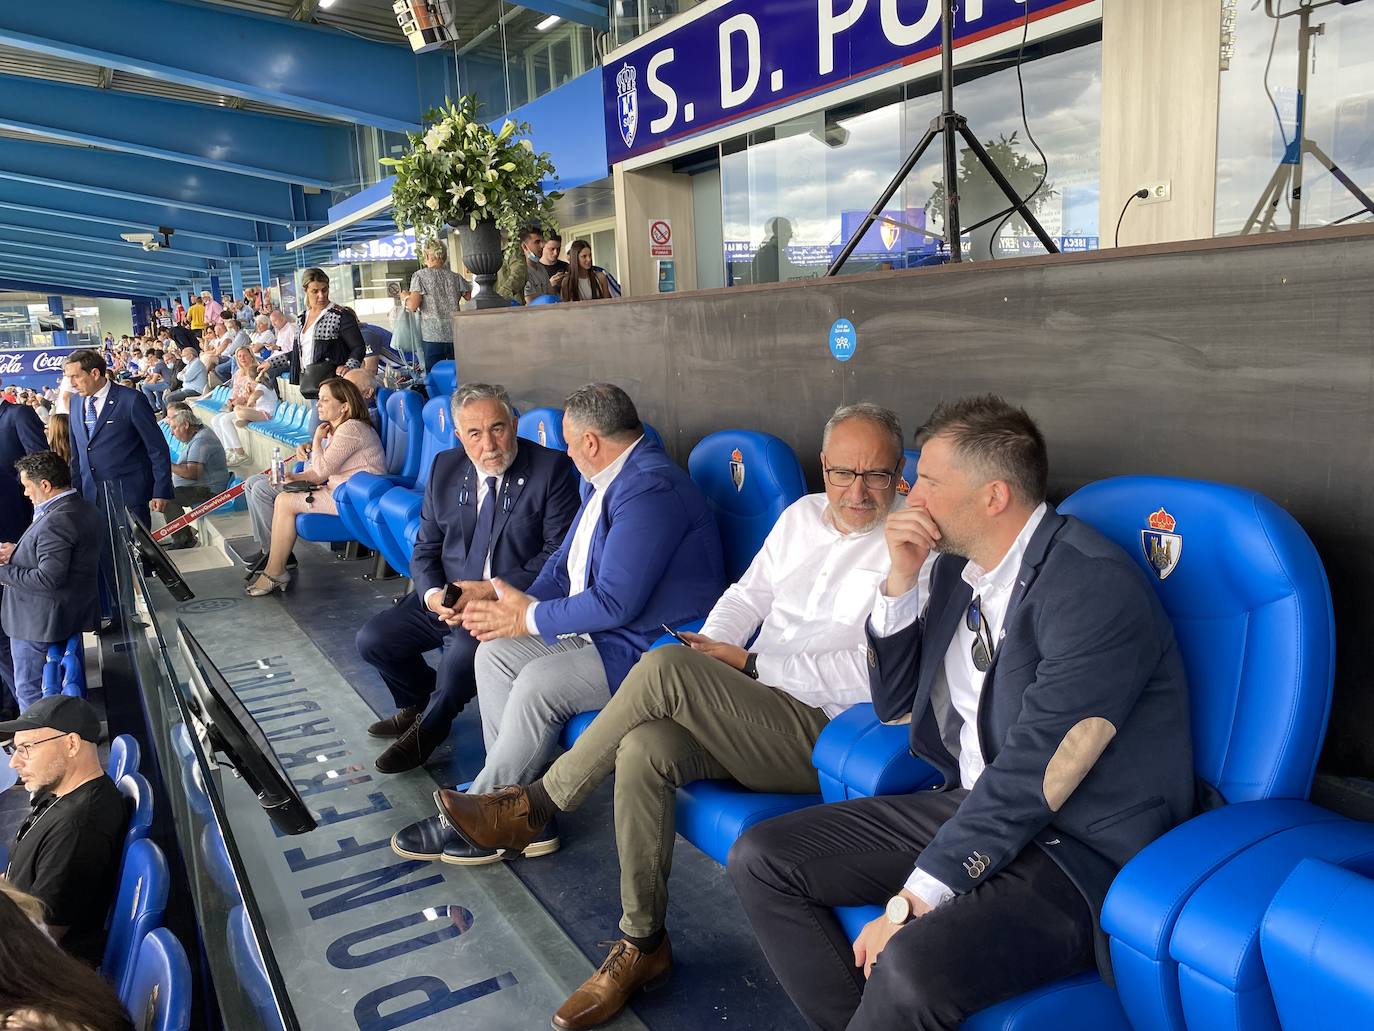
462, 476, 498, 581
84, 396, 97, 438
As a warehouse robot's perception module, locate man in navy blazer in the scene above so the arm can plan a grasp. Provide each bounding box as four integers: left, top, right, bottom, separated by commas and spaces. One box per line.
0, 452, 102, 708
0, 385, 48, 714
729, 396, 1197, 1031
357, 383, 580, 774
63, 349, 172, 528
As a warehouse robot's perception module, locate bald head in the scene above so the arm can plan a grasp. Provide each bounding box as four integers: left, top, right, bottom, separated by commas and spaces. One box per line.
344, 368, 376, 401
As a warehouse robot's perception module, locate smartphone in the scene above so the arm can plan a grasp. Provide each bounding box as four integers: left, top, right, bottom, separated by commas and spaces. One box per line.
660, 623, 691, 646
442, 583, 463, 609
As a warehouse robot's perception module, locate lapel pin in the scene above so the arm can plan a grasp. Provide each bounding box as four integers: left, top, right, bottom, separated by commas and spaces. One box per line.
518, 478, 525, 486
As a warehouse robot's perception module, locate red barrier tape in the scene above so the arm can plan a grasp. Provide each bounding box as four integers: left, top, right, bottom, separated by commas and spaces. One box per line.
151, 469, 267, 542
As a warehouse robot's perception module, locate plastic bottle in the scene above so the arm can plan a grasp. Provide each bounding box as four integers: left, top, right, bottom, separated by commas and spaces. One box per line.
271, 447, 285, 486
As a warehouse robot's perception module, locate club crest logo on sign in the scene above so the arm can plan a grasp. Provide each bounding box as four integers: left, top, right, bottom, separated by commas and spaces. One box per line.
538, 419, 547, 447
729, 447, 745, 492
880, 221, 901, 251
616, 64, 638, 149
1141, 507, 1182, 581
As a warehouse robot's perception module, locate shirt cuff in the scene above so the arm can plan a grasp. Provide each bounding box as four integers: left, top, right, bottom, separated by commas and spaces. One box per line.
525, 600, 540, 635
869, 581, 924, 638
422, 587, 442, 610
903, 866, 955, 910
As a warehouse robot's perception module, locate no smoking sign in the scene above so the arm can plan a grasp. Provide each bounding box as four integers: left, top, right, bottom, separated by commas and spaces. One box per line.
649, 219, 673, 258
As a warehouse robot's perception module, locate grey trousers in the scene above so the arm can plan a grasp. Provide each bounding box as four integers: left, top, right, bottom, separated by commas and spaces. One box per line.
244, 473, 284, 553
468, 634, 611, 794
542, 645, 830, 937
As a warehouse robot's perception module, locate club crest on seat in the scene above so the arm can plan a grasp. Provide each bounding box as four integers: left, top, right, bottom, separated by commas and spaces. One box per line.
1141, 507, 1182, 580
729, 447, 745, 492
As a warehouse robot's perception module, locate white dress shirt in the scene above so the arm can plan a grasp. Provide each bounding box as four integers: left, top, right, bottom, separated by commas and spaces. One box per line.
526, 436, 643, 634
79, 380, 114, 424
299, 317, 319, 368
701, 494, 896, 717
868, 502, 1048, 908
424, 470, 506, 609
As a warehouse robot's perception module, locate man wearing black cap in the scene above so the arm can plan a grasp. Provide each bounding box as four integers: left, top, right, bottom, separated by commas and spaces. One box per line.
1, 696, 129, 965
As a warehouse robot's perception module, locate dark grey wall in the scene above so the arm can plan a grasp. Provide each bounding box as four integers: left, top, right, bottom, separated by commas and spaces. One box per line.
455, 225, 1374, 778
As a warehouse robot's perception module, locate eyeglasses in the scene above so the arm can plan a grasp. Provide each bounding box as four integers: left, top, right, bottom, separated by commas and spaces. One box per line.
966, 595, 994, 673
2, 733, 68, 760
824, 465, 900, 490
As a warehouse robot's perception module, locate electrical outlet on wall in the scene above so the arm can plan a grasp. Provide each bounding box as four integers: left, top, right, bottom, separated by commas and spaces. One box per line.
1139, 181, 1172, 205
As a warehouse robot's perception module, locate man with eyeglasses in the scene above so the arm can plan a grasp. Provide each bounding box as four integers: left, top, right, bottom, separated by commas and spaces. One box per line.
1, 696, 129, 965
731, 395, 1195, 1030
424, 402, 905, 1030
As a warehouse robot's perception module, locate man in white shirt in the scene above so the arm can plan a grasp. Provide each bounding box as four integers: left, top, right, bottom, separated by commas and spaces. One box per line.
429, 402, 906, 1031
730, 395, 1194, 1031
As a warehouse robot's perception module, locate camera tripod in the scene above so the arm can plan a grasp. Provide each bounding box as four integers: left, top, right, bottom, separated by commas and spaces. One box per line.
826, 0, 1058, 273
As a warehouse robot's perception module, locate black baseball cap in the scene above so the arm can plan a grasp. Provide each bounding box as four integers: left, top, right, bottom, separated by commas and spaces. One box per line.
0, 696, 102, 743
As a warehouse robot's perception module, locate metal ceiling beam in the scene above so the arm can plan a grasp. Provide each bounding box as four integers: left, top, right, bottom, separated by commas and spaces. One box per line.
0, 74, 354, 189
0, 182, 297, 247
504, 0, 608, 30
0, 0, 458, 132
0, 277, 155, 301
0, 264, 173, 294
0, 209, 234, 260
0, 254, 185, 288
0, 234, 213, 275
0, 137, 327, 228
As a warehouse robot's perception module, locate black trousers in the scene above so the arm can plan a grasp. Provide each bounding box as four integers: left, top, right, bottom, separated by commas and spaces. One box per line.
355, 592, 480, 734
728, 790, 1096, 1031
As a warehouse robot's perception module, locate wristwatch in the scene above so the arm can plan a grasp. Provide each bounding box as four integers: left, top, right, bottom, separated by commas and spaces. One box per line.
742, 652, 759, 680
885, 894, 913, 926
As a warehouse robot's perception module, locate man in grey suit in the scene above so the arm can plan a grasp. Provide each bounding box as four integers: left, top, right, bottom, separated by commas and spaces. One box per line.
731, 396, 1196, 1030
0, 452, 102, 708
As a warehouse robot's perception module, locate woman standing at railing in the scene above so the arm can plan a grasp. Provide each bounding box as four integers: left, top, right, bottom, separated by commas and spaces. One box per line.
559, 239, 612, 303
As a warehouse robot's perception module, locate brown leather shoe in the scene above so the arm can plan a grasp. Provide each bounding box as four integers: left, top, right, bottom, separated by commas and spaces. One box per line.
367, 704, 423, 739
433, 785, 546, 856
552, 937, 673, 1030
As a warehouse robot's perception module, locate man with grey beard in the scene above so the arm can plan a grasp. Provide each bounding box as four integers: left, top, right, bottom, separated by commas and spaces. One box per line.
356, 383, 580, 774
424, 402, 904, 1031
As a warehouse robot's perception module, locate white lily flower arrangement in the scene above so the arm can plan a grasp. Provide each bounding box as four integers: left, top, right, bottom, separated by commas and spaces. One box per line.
382, 96, 561, 243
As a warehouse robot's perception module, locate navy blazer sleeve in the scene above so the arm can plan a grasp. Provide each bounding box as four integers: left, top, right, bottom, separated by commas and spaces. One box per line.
130, 391, 174, 499
530, 474, 692, 638
498, 458, 580, 593
13, 405, 46, 456
409, 468, 447, 596
911, 558, 1168, 893
0, 512, 78, 594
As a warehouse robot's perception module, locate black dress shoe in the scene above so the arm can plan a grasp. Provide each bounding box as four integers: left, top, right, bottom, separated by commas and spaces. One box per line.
390, 813, 459, 861
443, 815, 560, 866
374, 718, 449, 774
366, 704, 423, 739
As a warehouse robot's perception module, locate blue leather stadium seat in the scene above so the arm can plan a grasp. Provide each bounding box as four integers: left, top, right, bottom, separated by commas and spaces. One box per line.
202, 822, 240, 899
528, 293, 561, 305
369, 396, 459, 572
686, 430, 807, 582
297, 389, 424, 545
228, 905, 285, 1030
41, 633, 85, 697
107, 733, 140, 782
788, 475, 1334, 1031
517, 406, 567, 451
102, 838, 169, 1001
122, 928, 192, 1031
899, 447, 920, 497
426, 359, 457, 399
375, 386, 395, 445
119, 772, 154, 851
1260, 859, 1374, 1029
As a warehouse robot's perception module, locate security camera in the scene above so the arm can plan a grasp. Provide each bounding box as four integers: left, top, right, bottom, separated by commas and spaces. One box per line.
143, 241, 162, 251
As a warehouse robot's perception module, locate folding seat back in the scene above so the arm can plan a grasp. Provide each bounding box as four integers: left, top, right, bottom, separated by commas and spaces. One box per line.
228, 905, 284, 1030
118, 771, 154, 850
383, 389, 425, 482
426, 359, 457, 399
121, 928, 192, 1031
416, 395, 459, 491
1059, 476, 1334, 804
107, 733, 141, 781
375, 386, 394, 445
102, 839, 169, 1002
517, 406, 566, 451
687, 430, 807, 582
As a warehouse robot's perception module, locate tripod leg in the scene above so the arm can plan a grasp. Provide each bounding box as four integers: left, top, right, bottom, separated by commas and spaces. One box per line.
1243, 163, 1290, 235
956, 123, 1059, 254
1305, 140, 1374, 219
826, 126, 942, 276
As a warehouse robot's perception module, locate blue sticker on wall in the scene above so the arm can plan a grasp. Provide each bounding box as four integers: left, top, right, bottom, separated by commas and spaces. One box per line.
829, 318, 857, 362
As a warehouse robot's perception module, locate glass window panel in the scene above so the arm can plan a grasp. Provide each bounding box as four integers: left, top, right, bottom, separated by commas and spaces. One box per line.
1216, 2, 1374, 234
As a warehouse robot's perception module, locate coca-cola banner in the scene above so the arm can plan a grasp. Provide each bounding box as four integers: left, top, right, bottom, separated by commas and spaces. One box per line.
0, 347, 75, 386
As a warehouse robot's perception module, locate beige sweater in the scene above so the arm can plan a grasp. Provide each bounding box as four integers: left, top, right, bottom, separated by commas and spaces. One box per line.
311, 418, 386, 491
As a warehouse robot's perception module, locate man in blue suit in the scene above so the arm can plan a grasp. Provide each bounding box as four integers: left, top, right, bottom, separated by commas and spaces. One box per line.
62, 349, 172, 528
730, 396, 1197, 1031
0, 452, 102, 708
390, 384, 723, 863
357, 383, 580, 774
0, 383, 48, 715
